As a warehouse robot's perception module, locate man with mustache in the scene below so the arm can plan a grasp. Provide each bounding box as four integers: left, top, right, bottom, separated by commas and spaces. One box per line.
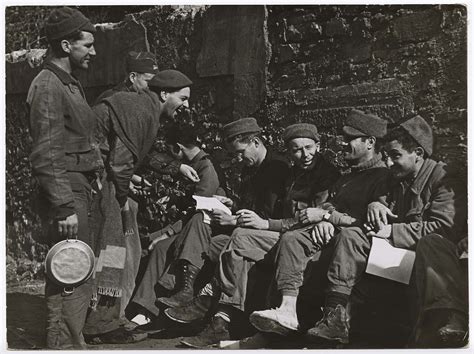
249, 110, 390, 342
27, 7, 102, 349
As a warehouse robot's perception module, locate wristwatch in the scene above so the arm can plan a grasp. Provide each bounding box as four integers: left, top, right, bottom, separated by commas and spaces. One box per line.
322, 210, 332, 221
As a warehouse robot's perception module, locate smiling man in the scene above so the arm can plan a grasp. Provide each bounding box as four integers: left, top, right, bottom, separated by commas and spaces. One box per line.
27, 7, 103, 349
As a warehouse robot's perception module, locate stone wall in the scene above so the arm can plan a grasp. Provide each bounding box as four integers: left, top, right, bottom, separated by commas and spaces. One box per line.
5, 5, 467, 282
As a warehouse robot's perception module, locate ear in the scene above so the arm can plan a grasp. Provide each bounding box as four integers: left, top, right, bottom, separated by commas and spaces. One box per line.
414, 147, 425, 160
60, 39, 71, 54
252, 137, 260, 147
128, 72, 137, 82
367, 136, 376, 150
315, 141, 321, 153
159, 91, 168, 102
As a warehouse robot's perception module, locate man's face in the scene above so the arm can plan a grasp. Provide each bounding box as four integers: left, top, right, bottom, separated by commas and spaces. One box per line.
227, 139, 261, 167
342, 135, 370, 164
131, 72, 155, 92
288, 137, 319, 170
384, 140, 418, 180
68, 31, 96, 70
162, 87, 191, 118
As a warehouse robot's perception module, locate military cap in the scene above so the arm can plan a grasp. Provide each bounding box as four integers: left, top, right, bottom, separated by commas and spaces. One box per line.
148, 69, 193, 91
222, 117, 262, 141
45, 7, 96, 41
400, 115, 433, 156
126, 51, 158, 74
343, 109, 387, 139
283, 123, 320, 143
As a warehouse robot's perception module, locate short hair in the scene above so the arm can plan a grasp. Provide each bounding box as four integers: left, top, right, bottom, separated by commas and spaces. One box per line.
360, 136, 383, 153
49, 30, 84, 57
384, 126, 420, 154
225, 132, 261, 146
165, 124, 199, 148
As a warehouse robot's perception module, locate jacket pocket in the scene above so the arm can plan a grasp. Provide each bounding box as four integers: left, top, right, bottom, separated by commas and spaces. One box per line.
65, 136, 91, 154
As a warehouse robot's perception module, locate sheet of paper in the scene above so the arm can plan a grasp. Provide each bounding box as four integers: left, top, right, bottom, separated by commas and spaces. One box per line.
192, 196, 232, 215
366, 237, 416, 285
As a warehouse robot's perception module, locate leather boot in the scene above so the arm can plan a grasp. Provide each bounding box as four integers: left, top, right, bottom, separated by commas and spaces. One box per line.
165, 294, 217, 324
157, 261, 200, 308
306, 304, 350, 344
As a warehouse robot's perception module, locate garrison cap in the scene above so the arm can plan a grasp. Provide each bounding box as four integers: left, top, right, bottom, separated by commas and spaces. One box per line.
126, 51, 158, 74
283, 123, 320, 143
343, 109, 387, 139
148, 69, 193, 91
399, 115, 433, 156
45, 7, 96, 42
222, 117, 262, 141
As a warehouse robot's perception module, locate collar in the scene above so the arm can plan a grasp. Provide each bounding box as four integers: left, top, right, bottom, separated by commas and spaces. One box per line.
44, 60, 79, 86
188, 150, 208, 164
350, 153, 385, 172
406, 158, 439, 195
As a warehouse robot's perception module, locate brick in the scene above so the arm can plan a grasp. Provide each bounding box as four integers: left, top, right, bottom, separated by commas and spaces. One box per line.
341, 40, 372, 63
278, 44, 300, 63
393, 9, 442, 42
286, 24, 303, 42
325, 17, 348, 37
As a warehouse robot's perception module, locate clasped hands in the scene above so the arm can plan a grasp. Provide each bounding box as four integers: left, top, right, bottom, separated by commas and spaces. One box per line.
365, 201, 398, 239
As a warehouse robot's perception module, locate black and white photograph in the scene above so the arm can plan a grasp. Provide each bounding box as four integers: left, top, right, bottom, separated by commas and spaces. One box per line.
4, 2, 469, 351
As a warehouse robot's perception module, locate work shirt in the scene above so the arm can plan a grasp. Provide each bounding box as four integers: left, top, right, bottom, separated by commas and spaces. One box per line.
27, 60, 103, 219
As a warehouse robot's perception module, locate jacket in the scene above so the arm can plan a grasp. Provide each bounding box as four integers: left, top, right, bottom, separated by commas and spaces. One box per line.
268, 153, 341, 232
389, 158, 457, 249
27, 61, 103, 219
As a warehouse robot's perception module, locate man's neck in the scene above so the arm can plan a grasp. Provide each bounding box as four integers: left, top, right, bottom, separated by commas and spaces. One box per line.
49, 57, 72, 74
254, 145, 268, 168
183, 146, 201, 162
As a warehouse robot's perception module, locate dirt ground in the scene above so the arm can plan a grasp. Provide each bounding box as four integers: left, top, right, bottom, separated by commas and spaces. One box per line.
7, 279, 413, 350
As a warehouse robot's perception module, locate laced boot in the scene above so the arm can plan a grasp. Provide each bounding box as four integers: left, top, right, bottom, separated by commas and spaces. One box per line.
306, 304, 350, 344
157, 261, 200, 308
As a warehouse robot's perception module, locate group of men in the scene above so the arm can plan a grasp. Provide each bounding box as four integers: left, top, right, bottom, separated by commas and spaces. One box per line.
26, 7, 468, 350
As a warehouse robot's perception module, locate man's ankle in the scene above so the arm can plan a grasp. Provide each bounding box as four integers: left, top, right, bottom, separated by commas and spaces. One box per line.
325, 291, 349, 309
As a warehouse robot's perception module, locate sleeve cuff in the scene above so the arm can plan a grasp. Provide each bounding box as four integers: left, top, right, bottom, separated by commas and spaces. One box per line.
268, 219, 283, 232
53, 204, 75, 220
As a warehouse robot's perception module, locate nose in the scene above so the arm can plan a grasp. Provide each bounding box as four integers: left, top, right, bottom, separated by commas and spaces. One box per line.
385, 157, 394, 168
89, 45, 96, 56
183, 100, 189, 108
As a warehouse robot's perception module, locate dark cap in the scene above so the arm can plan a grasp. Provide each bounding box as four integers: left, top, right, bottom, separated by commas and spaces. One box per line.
343, 109, 387, 139
126, 51, 158, 74
45, 7, 96, 42
283, 123, 320, 143
400, 115, 433, 156
222, 117, 262, 141
148, 69, 193, 91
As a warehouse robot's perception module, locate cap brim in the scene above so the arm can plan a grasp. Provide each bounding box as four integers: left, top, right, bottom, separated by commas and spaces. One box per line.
342, 126, 366, 137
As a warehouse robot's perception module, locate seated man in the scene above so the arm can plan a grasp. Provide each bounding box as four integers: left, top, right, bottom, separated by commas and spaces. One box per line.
129, 123, 224, 325
166, 123, 343, 348
130, 117, 289, 329
249, 110, 389, 338
307, 115, 460, 345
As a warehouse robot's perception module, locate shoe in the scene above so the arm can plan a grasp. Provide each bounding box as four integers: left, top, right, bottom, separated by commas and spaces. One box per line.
306, 305, 349, 344
157, 261, 200, 308
249, 308, 299, 335
135, 314, 170, 334
85, 327, 148, 345
180, 316, 230, 348
130, 313, 151, 326
165, 295, 215, 324
438, 311, 468, 347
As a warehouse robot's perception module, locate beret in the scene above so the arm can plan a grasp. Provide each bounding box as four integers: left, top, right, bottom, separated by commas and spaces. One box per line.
148, 69, 193, 91
283, 123, 320, 143
126, 51, 158, 74
45, 7, 96, 42
343, 109, 387, 139
222, 117, 262, 141
400, 115, 433, 156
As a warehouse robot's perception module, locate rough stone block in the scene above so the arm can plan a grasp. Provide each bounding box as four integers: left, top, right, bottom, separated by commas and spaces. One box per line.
325, 17, 348, 37
279, 44, 300, 63
286, 24, 303, 42
341, 40, 372, 63
393, 9, 442, 42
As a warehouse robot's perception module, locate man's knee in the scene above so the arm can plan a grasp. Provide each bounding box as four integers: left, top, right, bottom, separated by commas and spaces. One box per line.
279, 230, 305, 249
416, 233, 454, 256
334, 226, 368, 249
228, 227, 254, 248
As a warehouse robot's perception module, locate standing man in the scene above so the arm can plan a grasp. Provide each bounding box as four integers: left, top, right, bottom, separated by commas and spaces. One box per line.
27, 7, 102, 349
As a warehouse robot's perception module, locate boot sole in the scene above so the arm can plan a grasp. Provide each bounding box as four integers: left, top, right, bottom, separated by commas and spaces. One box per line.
164, 307, 197, 324
249, 313, 297, 336
180, 338, 216, 349
156, 297, 180, 308
306, 331, 349, 345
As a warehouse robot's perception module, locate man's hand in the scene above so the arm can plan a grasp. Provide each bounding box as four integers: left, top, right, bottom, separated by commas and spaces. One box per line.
299, 207, 326, 225
213, 195, 234, 208
179, 164, 200, 182
457, 237, 468, 258
367, 201, 398, 231
310, 221, 334, 246
58, 213, 79, 238
129, 174, 152, 196
210, 209, 237, 226
236, 209, 269, 230
367, 224, 392, 239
